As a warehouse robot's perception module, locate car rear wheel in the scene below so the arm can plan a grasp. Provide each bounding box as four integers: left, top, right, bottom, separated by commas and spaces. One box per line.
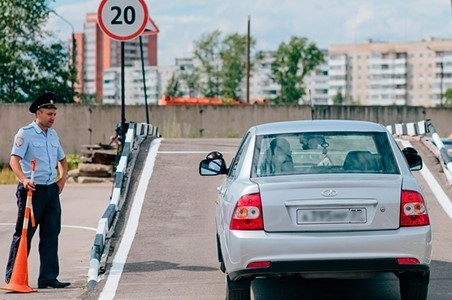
398, 270, 429, 300
225, 275, 251, 300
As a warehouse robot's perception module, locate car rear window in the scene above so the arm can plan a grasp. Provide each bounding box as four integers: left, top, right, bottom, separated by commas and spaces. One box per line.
252, 131, 399, 177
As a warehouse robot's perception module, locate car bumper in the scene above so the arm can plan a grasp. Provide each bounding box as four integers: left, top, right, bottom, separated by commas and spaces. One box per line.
228, 258, 430, 281
223, 226, 432, 280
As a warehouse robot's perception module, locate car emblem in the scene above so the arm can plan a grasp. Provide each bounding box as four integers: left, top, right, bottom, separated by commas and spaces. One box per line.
321, 189, 337, 197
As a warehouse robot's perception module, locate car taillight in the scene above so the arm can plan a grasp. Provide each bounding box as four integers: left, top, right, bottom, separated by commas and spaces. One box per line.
397, 257, 420, 265
230, 193, 264, 230
246, 261, 271, 269
400, 190, 430, 227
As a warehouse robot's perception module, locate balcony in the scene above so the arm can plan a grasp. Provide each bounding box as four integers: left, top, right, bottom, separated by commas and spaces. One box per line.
328, 69, 347, 76
368, 58, 406, 66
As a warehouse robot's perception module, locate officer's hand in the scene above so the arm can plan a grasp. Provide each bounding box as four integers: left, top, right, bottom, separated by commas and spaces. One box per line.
56, 179, 66, 194
23, 179, 36, 191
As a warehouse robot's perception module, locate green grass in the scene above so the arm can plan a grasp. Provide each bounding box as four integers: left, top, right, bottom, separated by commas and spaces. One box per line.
0, 166, 17, 184
66, 154, 81, 170
0, 154, 81, 185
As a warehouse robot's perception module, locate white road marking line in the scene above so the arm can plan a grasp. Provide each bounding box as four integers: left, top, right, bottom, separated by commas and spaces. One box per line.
0, 223, 97, 232
400, 140, 452, 219
98, 138, 162, 300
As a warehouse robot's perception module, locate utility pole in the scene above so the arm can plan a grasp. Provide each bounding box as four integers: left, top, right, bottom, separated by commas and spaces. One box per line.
245, 16, 251, 104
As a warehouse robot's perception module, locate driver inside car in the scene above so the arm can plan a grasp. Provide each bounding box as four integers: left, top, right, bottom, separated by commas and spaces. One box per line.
261, 137, 294, 175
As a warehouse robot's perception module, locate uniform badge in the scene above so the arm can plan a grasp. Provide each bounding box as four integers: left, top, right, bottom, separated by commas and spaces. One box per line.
15, 136, 24, 148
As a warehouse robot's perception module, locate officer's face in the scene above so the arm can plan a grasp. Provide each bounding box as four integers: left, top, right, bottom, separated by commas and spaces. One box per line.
36, 108, 57, 129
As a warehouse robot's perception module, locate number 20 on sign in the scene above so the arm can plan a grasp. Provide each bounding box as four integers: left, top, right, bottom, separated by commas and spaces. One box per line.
98, 0, 149, 41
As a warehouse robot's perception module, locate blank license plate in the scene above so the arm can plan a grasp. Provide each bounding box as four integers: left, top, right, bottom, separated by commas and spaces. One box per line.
297, 208, 366, 224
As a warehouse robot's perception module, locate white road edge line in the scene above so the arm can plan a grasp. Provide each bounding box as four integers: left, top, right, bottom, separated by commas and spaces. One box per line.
400, 140, 452, 219
98, 138, 162, 300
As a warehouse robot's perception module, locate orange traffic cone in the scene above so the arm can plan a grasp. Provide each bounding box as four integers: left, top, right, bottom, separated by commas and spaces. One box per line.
1, 160, 37, 293
1, 229, 34, 293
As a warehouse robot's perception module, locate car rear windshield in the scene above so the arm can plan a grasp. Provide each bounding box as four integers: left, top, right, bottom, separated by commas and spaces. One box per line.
252, 131, 399, 177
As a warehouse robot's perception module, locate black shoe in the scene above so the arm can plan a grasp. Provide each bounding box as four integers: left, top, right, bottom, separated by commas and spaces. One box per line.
38, 280, 71, 289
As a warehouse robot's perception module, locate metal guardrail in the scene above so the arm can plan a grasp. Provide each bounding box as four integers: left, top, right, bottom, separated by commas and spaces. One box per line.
386, 119, 452, 185
425, 121, 452, 184
385, 120, 427, 136
87, 122, 160, 290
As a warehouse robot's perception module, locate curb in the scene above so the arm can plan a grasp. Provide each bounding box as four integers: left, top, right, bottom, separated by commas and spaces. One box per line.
86, 122, 160, 290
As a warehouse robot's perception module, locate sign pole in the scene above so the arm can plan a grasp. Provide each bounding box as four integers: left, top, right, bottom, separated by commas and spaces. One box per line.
139, 36, 150, 124
121, 41, 126, 147
97, 0, 155, 147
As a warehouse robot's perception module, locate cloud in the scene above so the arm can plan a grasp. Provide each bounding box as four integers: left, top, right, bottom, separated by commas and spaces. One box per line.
344, 5, 375, 42
47, 0, 452, 66
45, 1, 97, 39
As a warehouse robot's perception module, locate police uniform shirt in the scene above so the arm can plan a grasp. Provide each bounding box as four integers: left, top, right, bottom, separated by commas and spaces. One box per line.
11, 121, 65, 185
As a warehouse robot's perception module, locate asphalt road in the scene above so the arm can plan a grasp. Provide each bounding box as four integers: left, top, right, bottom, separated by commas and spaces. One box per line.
92, 138, 452, 300
1, 137, 450, 300
0, 183, 113, 300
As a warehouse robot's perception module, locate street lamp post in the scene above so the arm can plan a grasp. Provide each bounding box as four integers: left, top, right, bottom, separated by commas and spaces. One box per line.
50, 10, 76, 102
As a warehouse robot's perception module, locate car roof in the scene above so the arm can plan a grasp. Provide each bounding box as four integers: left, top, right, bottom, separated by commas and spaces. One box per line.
253, 120, 387, 135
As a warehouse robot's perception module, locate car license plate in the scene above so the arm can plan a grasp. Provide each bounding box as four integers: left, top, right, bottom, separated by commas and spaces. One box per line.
297, 208, 366, 224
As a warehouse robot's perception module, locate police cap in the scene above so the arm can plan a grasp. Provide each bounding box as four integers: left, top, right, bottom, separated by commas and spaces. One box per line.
29, 91, 58, 113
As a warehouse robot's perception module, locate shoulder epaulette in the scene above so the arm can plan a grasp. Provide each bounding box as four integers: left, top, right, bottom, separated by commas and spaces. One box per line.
22, 124, 34, 130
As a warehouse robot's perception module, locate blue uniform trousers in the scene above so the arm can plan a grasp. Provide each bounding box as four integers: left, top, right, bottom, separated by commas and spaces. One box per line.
5, 183, 61, 285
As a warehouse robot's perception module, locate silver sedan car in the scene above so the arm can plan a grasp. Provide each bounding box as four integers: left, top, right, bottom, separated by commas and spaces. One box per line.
199, 120, 431, 300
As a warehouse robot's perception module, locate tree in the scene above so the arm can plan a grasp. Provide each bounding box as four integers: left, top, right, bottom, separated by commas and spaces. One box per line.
444, 88, 452, 108
164, 74, 184, 97
193, 30, 222, 97
333, 89, 344, 105
220, 33, 254, 99
192, 30, 256, 99
0, 1, 76, 103
178, 71, 199, 97
270, 37, 324, 104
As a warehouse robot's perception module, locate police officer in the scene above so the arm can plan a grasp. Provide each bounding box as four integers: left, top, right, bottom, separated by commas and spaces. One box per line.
5, 91, 70, 289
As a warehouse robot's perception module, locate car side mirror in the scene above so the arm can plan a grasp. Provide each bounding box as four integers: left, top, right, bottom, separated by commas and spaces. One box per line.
402, 147, 423, 171
199, 153, 228, 176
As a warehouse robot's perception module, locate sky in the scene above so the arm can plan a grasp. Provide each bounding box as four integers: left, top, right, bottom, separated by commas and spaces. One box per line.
46, 0, 452, 66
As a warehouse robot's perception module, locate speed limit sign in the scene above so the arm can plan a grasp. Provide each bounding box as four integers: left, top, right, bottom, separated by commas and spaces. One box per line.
98, 0, 149, 41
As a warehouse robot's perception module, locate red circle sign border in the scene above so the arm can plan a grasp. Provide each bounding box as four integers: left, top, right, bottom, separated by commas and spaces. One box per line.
97, 0, 149, 41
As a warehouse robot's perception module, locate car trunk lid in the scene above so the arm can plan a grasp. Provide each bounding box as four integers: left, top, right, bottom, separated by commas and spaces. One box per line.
253, 174, 402, 232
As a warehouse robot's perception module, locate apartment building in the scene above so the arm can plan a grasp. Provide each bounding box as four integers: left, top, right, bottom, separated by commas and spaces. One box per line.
329, 38, 452, 106
103, 61, 160, 105
248, 51, 279, 102
76, 12, 158, 103
96, 37, 451, 107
